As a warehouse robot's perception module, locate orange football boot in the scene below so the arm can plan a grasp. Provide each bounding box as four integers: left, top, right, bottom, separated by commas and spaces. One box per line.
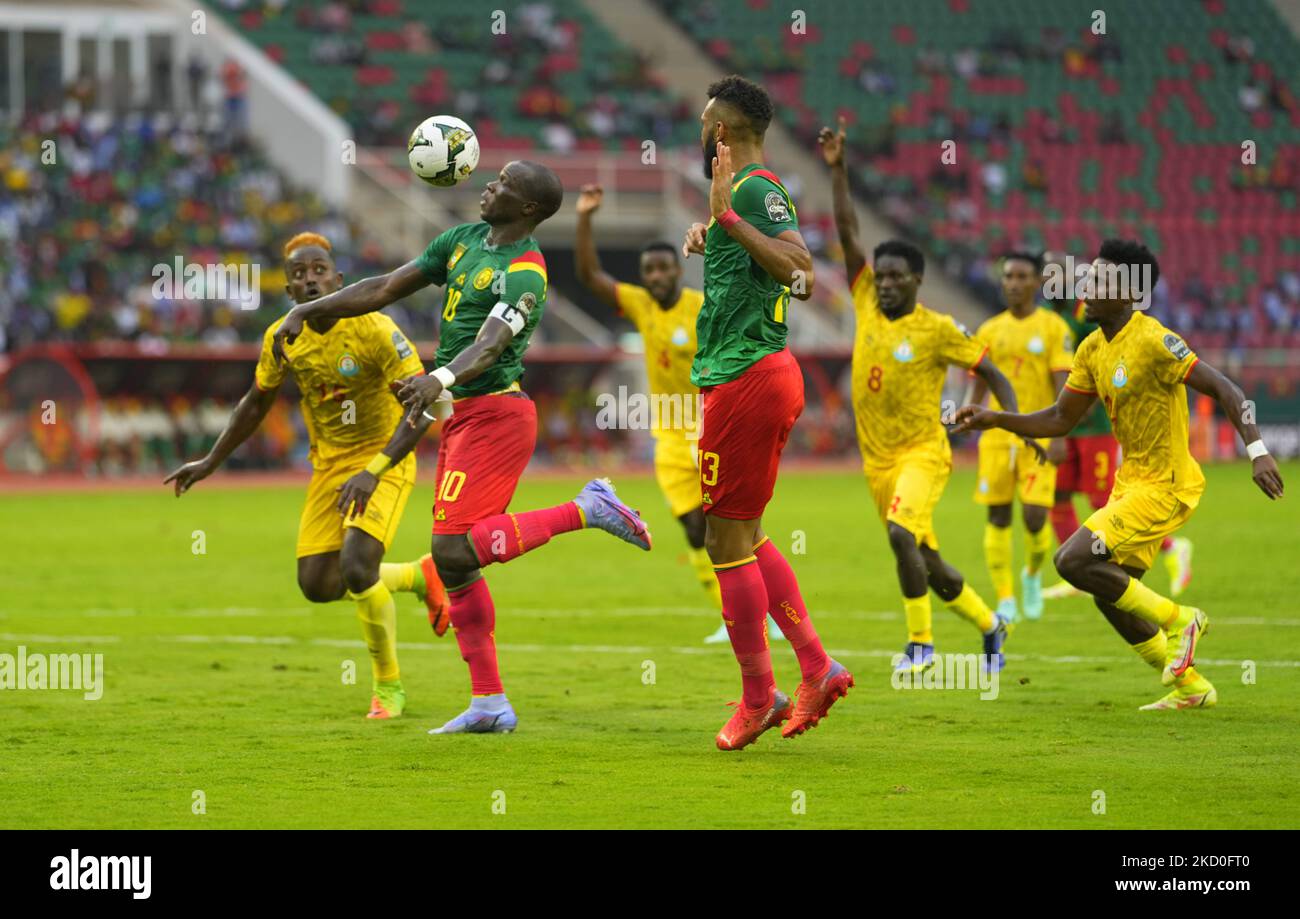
782, 659, 853, 738
716, 690, 793, 751
420, 554, 451, 636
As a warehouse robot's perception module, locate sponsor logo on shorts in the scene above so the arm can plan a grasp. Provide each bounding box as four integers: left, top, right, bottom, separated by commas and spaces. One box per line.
435, 507, 447, 521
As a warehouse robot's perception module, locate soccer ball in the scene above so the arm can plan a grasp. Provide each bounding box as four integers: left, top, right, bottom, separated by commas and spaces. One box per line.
407, 115, 480, 187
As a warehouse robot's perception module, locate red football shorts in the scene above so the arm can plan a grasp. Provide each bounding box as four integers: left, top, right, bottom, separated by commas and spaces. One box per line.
432, 392, 537, 535
698, 348, 804, 520
1055, 432, 1119, 509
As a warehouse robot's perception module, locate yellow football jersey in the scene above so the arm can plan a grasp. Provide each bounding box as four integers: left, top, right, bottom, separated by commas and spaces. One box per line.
851, 266, 987, 464
615, 283, 703, 438
975, 306, 1075, 448
1064, 312, 1205, 505
255, 312, 425, 465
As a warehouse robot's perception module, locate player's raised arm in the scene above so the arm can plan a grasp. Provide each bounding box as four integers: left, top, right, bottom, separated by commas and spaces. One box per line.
1185, 359, 1284, 499
709, 143, 815, 299
573, 184, 621, 310
164, 380, 277, 496
819, 116, 866, 286
272, 260, 432, 362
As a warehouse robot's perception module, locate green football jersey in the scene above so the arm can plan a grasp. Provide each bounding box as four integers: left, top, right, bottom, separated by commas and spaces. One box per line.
691, 163, 798, 387
415, 222, 547, 398
1053, 299, 1112, 437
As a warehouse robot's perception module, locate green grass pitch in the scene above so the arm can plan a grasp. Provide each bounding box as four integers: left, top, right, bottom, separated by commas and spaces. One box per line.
2, 463, 1297, 828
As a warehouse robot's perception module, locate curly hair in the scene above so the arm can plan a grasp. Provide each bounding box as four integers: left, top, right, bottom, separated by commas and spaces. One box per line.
706, 75, 774, 136
1097, 238, 1160, 293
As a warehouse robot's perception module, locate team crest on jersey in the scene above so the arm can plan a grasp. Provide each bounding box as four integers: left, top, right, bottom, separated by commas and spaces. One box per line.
1027, 335, 1044, 355
337, 353, 359, 377
473, 267, 495, 290
893, 338, 914, 363
672, 326, 689, 347
1112, 361, 1128, 388
764, 191, 790, 223
447, 244, 467, 271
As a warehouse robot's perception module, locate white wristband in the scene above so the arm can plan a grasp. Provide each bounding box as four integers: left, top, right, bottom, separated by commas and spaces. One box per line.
431, 366, 457, 388
1246, 439, 1269, 460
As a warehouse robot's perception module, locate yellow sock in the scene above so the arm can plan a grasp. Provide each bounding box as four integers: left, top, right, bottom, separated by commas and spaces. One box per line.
1025, 523, 1052, 576
984, 523, 1014, 601
947, 583, 995, 633
1114, 577, 1188, 630
688, 546, 723, 608
1131, 631, 1167, 671
904, 594, 933, 644
350, 580, 399, 683
380, 559, 424, 595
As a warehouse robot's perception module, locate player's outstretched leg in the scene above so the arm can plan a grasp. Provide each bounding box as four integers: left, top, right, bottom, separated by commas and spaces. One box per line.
920, 542, 1010, 675
465, 478, 650, 570
380, 553, 450, 636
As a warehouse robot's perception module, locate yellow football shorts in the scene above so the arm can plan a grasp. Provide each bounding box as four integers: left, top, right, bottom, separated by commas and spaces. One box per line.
865, 447, 951, 550
296, 450, 417, 558
975, 437, 1056, 507
1082, 481, 1194, 571
654, 432, 703, 518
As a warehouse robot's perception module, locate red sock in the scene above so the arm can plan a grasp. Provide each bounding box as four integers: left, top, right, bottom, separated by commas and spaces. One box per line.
468, 502, 583, 566
448, 577, 503, 695
754, 538, 829, 681
715, 560, 775, 710
1050, 499, 1079, 546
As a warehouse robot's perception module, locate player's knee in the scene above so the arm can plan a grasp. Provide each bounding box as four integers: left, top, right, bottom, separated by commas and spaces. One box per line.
1023, 506, 1048, 532
432, 533, 477, 576
338, 553, 379, 595
297, 572, 341, 604
928, 568, 962, 601
988, 504, 1012, 527
886, 523, 916, 557
1054, 544, 1086, 585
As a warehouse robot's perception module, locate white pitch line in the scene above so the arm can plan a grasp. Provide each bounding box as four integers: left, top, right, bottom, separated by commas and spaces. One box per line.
2, 631, 1298, 668
5, 606, 1300, 626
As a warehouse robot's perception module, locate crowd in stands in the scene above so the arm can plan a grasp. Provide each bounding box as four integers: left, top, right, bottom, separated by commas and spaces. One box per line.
214, 0, 698, 152
0, 106, 441, 353
658, 0, 1300, 346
